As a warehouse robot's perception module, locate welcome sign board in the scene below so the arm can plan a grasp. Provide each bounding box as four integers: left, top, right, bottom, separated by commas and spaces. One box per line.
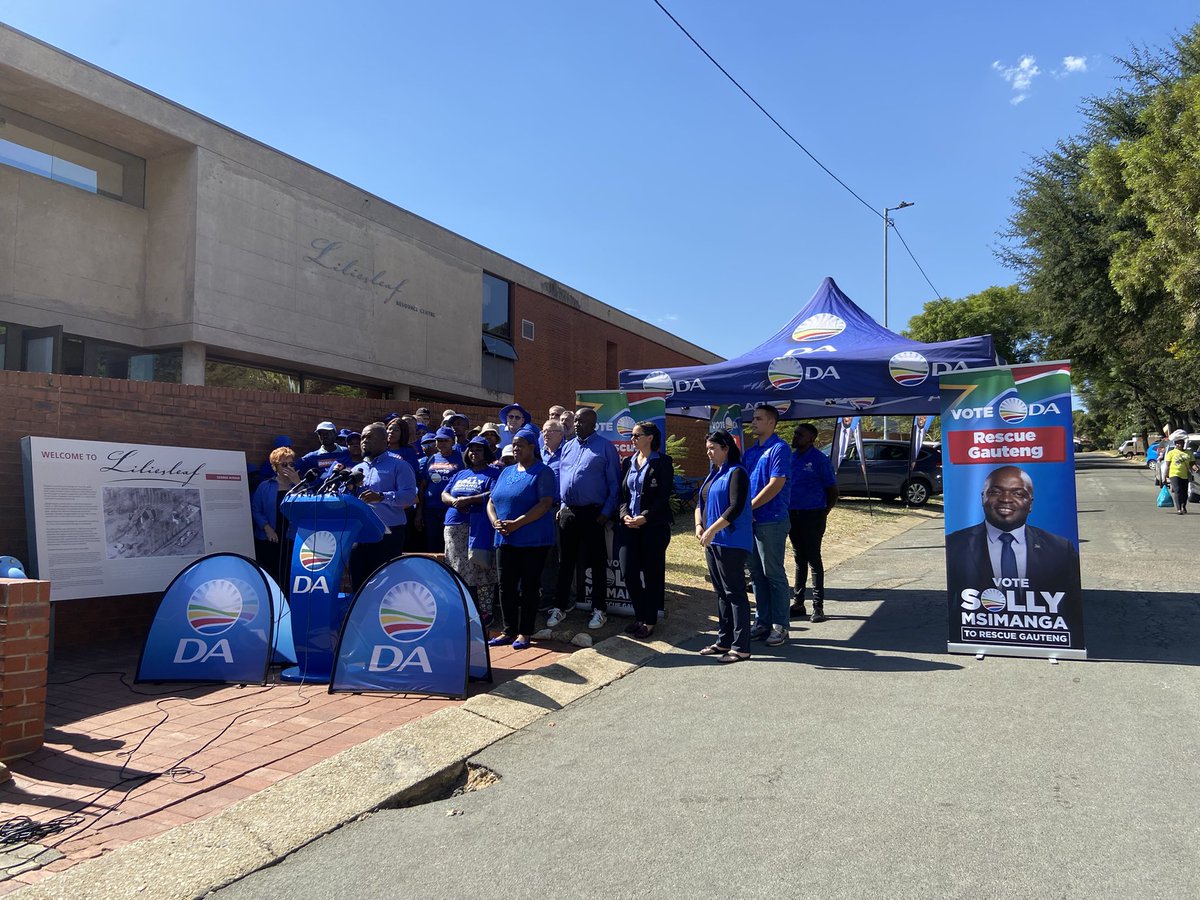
21, 437, 255, 601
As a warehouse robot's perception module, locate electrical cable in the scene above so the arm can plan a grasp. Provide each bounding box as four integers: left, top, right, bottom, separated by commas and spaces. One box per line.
651, 0, 882, 220
651, 0, 949, 301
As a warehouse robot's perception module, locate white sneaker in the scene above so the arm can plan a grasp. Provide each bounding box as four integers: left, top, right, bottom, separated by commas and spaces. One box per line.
588, 609, 608, 630
545, 608, 566, 628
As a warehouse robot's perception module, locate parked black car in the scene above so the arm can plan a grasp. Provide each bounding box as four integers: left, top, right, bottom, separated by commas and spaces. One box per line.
828, 439, 942, 507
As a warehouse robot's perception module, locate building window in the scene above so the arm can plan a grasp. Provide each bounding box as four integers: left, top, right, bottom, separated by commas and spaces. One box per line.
482, 273, 511, 340
0, 104, 146, 207
205, 358, 389, 398
521, 319, 535, 341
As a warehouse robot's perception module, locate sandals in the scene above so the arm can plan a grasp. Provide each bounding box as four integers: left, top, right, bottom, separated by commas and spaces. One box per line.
698, 644, 731, 656
718, 651, 751, 664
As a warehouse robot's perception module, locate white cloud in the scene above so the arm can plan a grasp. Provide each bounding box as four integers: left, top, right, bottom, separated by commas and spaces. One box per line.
1062, 55, 1087, 73
657, 313, 681, 324
992, 55, 1040, 104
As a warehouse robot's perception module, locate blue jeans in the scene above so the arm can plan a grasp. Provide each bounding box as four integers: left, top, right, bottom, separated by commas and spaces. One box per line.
749, 518, 790, 630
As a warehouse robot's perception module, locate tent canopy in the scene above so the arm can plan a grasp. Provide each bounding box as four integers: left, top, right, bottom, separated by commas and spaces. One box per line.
619, 277, 999, 419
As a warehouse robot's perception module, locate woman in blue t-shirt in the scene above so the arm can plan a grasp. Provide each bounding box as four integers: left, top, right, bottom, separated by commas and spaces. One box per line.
694, 429, 753, 662
443, 437, 500, 625
486, 426, 557, 650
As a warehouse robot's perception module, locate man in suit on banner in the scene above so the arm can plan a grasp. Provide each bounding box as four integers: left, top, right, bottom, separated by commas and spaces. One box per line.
946, 465, 1080, 592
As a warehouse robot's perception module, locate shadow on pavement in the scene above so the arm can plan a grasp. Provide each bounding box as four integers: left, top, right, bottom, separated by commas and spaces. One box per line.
1083, 589, 1200, 665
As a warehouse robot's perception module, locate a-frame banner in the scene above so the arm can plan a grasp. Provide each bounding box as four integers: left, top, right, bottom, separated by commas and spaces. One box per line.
330, 555, 489, 697
136, 553, 275, 683
940, 362, 1085, 660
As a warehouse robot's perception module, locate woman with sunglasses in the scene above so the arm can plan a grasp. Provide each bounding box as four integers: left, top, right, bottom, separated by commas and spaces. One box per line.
695, 429, 753, 663
618, 421, 675, 639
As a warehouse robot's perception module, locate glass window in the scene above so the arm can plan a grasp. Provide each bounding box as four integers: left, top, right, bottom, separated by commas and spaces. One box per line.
206, 360, 300, 393
24, 335, 55, 373
0, 105, 144, 206
302, 376, 389, 400
482, 273, 511, 339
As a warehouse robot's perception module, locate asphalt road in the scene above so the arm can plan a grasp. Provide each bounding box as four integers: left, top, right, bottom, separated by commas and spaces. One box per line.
217, 453, 1200, 899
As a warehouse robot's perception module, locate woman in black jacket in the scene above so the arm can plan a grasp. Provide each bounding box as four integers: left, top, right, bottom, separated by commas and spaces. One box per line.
618, 421, 674, 639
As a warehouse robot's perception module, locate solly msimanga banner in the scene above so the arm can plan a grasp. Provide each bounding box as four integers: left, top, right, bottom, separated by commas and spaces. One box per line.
940, 362, 1086, 660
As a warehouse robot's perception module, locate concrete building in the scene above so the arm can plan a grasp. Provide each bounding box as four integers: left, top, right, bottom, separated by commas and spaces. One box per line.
0, 24, 718, 414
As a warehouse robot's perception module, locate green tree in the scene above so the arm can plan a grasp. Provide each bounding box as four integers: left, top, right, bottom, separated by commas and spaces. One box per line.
903, 284, 1044, 364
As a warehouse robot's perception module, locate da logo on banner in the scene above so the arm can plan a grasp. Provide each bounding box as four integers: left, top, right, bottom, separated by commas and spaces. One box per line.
137, 553, 274, 684
331, 556, 489, 697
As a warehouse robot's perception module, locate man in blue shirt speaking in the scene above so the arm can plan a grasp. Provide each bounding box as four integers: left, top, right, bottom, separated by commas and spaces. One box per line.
550, 407, 621, 630
349, 422, 418, 590
743, 404, 791, 646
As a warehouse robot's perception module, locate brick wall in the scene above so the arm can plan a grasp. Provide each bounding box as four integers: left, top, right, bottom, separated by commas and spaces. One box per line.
0, 578, 51, 761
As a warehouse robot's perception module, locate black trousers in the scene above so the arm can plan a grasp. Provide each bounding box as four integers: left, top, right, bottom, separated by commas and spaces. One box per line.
618, 524, 671, 625
1171, 476, 1190, 511
497, 545, 550, 636
556, 504, 609, 611
350, 527, 406, 591
789, 508, 828, 601
706, 544, 750, 653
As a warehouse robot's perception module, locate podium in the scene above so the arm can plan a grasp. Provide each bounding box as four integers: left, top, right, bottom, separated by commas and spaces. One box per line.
280, 494, 387, 683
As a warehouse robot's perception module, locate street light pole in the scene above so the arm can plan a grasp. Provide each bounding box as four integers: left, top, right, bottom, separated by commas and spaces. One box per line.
882, 200, 914, 440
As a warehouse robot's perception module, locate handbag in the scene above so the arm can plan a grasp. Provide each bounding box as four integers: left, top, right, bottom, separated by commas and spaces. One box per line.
1157, 484, 1174, 508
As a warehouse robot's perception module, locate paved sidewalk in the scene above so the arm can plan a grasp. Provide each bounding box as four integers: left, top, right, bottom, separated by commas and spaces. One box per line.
0, 637, 571, 891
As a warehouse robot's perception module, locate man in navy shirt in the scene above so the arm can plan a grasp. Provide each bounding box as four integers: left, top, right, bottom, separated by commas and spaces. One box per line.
743, 404, 791, 646
787, 422, 838, 623
296, 420, 351, 481
550, 407, 620, 630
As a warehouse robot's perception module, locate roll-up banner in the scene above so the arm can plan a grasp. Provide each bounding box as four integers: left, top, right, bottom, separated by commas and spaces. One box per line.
940, 362, 1085, 660
710, 404, 743, 450
574, 391, 668, 613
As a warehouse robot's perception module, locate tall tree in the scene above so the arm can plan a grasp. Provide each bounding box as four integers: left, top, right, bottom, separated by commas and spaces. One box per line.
903, 284, 1043, 364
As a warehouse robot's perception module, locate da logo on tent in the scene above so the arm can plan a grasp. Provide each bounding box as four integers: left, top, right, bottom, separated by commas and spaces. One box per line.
379, 581, 438, 642
641, 370, 673, 391
791, 313, 846, 342
999, 397, 1028, 424
299, 531, 337, 571
889, 351, 929, 386
768, 355, 804, 389
187, 579, 244, 636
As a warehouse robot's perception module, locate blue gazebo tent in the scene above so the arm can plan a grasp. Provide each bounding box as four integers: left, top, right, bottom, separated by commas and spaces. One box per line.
619, 277, 999, 419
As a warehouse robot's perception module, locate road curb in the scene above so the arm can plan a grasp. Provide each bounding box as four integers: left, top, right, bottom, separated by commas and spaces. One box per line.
12, 508, 931, 899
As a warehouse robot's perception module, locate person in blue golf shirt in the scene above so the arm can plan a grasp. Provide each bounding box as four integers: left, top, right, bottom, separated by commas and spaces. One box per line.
695, 429, 753, 663
787, 422, 838, 623
349, 422, 417, 590
742, 403, 791, 647
418, 427, 463, 554
487, 425, 557, 651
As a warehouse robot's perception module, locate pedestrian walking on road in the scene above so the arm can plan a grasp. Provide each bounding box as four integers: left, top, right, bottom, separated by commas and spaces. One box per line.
1163, 431, 1198, 514
696, 430, 753, 664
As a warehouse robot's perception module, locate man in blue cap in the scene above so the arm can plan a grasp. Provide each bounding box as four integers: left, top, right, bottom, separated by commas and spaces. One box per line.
297, 420, 351, 480
418, 427, 463, 553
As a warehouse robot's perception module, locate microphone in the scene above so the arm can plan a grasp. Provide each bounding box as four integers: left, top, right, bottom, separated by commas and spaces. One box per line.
285, 470, 320, 496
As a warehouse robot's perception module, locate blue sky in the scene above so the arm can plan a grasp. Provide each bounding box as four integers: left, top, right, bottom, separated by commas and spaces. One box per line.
3, 1, 1196, 360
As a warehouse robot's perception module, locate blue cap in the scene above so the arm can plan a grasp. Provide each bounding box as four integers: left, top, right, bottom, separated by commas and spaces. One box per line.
272, 434, 292, 448
383, 412, 400, 422
435, 427, 456, 441
420, 432, 437, 445
467, 436, 490, 448
514, 424, 541, 445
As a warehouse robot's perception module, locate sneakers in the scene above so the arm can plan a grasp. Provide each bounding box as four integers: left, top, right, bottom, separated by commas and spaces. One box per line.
765, 625, 787, 646
545, 608, 567, 628
588, 609, 608, 630
811, 602, 828, 624
749, 623, 770, 641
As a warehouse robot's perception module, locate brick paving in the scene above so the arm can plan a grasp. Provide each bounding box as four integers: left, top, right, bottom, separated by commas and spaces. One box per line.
0, 636, 573, 891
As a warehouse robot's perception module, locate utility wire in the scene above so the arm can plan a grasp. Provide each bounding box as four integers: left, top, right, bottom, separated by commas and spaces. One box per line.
890, 222, 943, 299
651, 0, 882, 221
652, 0, 949, 298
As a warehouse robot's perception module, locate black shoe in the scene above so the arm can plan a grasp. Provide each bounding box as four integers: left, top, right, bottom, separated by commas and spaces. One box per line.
810, 602, 828, 623
790, 600, 809, 620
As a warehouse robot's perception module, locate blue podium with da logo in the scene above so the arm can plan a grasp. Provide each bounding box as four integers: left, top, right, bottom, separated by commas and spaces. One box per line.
280, 494, 387, 683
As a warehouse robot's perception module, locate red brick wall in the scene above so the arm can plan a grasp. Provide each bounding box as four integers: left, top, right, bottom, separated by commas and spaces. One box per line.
0, 578, 51, 761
